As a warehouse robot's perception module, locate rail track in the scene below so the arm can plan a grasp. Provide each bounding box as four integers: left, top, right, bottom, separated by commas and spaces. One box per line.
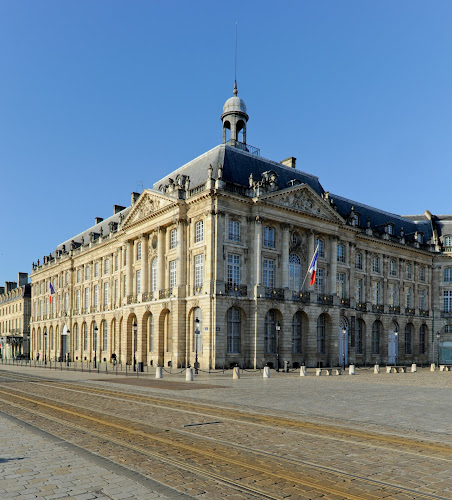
0, 370, 449, 499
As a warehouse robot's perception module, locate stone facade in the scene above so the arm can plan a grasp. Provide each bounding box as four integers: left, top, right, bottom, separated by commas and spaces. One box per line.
29, 88, 452, 368
0, 274, 31, 358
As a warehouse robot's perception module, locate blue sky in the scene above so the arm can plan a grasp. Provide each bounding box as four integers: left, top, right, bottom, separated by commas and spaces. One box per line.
1, 0, 451, 282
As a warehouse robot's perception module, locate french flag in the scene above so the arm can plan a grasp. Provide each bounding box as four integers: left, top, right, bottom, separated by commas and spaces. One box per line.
308, 245, 319, 286
49, 282, 55, 303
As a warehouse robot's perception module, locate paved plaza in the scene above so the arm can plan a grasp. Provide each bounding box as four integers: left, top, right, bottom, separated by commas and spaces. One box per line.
1, 364, 452, 498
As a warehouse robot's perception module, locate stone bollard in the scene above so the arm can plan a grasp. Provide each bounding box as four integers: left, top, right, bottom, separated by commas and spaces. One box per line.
155, 366, 163, 379
430, 363, 436, 371
325, 369, 331, 376
316, 368, 322, 376
399, 367, 405, 373
349, 364, 355, 375
263, 366, 271, 378
386, 366, 392, 374
411, 363, 417, 373
185, 367, 194, 381
334, 369, 341, 376
233, 366, 240, 379
300, 366, 307, 376
440, 365, 445, 372
374, 364, 380, 374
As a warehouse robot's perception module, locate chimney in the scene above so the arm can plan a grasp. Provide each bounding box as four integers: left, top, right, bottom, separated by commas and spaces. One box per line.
18, 273, 28, 287
95, 217, 103, 225
113, 204, 126, 214
0, 287, 4, 295
281, 156, 297, 169
5, 281, 17, 293
131, 192, 140, 205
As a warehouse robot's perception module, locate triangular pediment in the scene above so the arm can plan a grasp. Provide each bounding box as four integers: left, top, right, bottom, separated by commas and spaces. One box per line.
258, 184, 345, 223
122, 190, 177, 228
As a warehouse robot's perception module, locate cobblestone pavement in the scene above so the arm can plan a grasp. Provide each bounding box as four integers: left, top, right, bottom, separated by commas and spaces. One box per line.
0, 411, 190, 499
1, 362, 452, 499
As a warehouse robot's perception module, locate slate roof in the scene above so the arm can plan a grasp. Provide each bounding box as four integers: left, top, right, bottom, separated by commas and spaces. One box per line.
154, 144, 325, 195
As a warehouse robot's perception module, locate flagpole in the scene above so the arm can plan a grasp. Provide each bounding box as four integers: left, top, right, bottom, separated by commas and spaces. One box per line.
303, 244, 319, 292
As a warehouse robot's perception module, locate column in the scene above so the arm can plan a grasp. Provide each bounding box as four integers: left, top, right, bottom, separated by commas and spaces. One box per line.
349, 243, 355, 300
329, 236, 337, 295
141, 234, 149, 293
157, 227, 166, 290
281, 224, 289, 289
254, 217, 262, 286
177, 219, 186, 291
126, 240, 133, 298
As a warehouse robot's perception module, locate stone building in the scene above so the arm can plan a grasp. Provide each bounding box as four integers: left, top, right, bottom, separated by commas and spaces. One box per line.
0, 273, 31, 359
29, 86, 452, 368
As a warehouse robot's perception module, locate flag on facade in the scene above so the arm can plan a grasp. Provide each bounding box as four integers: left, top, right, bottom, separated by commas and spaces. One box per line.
308, 245, 319, 286
49, 282, 55, 303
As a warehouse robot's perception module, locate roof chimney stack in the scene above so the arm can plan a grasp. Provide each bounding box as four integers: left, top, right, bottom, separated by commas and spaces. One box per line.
95, 217, 103, 225
281, 157, 297, 169
113, 204, 126, 214
131, 192, 140, 205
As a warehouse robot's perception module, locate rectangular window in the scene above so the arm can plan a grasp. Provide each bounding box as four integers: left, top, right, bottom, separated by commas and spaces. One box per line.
84, 288, 89, 310
419, 289, 426, 311
406, 287, 412, 309
263, 226, 275, 247
355, 279, 363, 303
419, 266, 425, 282
444, 268, 452, 282
227, 254, 241, 285
64, 292, 68, 312
104, 282, 109, 306
316, 268, 325, 294
136, 270, 141, 294
316, 238, 325, 258
194, 254, 204, 288
443, 290, 452, 312
337, 244, 345, 263
263, 258, 275, 287
85, 266, 90, 280
195, 220, 204, 243
170, 229, 177, 249
105, 259, 109, 275
137, 242, 142, 261
389, 284, 398, 307
337, 273, 346, 299
115, 279, 118, 303
94, 285, 98, 309
123, 275, 127, 296
228, 220, 240, 242
115, 255, 119, 271
94, 263, 99, 277
76, 290, 80, 313
77, 269, 81, 283
372, 281, 381, 305
170, 260, 177, 288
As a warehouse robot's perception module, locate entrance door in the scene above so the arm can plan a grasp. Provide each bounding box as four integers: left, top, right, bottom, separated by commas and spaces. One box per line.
338, 329, 348, 367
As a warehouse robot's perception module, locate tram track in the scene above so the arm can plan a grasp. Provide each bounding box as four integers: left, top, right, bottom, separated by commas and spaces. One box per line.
0, 372, 449, 499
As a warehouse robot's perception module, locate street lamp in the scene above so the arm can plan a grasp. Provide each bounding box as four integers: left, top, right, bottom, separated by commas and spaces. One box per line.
66, 329, 70, 366
394, 328, 399, 366
93, 325, 98, 368
342, 327, 347, 371
194, 317, 200, 374
133, 321, 137, 371
437, 331, 440, 366
275, 321, 281, 372
44, 331, 47, 365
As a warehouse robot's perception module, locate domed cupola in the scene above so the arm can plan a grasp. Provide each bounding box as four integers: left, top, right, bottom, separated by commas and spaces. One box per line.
221, 81, 249, 145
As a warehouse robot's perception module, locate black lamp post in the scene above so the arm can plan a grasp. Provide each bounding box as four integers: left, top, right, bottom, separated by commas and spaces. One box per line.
437, 331, 440, 366
342, 327, 346, 371
66, 329, 70, 366
275, 321, 281, 372
133, 321, 137, 371
44, 332, 47, 365
194, 317, 200, 374
394, 328, 399, 366
93, 325, 98, 368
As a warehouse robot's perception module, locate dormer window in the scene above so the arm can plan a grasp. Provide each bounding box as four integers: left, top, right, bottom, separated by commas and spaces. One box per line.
387, 224, 394, 235
445, 235, 452, 247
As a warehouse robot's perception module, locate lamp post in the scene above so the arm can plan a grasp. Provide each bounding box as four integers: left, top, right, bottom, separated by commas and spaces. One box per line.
275, 321, 281, 372
44, 332, 47, 365
93, 325, 98, 369
394, 328, 399, 366
194, 317, 200, 374
133, 321, 137, 371
437, 331, 440, 366
342, 327, 346, 371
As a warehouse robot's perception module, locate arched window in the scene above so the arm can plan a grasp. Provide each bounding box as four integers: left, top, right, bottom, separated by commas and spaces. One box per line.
103, 321, 108, 351
419, 324, 427, 354
292, 312, 302, 354
151, 258, 158, 292
289, 254, 302, 292
356, 319, 364, 354
195, 220, 204, 243
372, 321, 381, 354
264, 310, 276, 353
405, 323, 413, 355
227, 307, 241, 354
317, 314, 325, 354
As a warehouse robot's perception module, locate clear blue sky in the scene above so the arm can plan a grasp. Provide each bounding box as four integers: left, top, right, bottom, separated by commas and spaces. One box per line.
1, 0, 451, 283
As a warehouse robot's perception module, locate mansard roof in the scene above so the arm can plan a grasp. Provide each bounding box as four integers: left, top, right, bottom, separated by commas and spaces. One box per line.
154, 144, 325, 196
